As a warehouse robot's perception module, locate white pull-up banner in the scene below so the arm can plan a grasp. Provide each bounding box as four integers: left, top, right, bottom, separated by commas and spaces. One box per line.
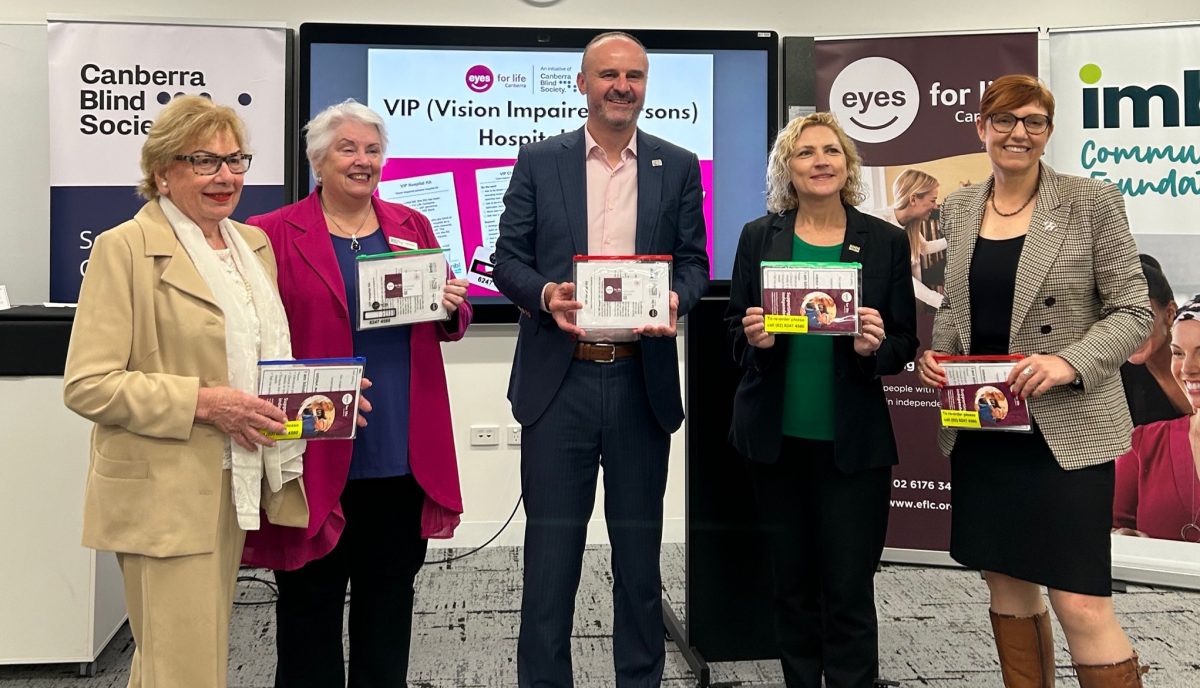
48, 18, 288, 302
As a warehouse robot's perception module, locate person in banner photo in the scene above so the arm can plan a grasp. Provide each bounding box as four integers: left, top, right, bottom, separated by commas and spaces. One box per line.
63, 95, 308, 688
727, 112, 917, 688
868, 168, 947, 311
1113, 297, 1200, 543
493, 31, 709, 688
241, 99, 471, 687
1120, 254, 1190, 427
916, 75, 1152, 686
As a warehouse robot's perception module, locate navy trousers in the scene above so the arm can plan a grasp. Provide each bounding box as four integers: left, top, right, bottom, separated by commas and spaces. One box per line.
517, 357, 671, 688
273, 475, 428, 688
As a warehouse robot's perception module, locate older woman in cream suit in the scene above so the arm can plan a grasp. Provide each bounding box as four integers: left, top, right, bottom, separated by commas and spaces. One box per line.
917, 76, 1151, 687
64, 96, 307, 688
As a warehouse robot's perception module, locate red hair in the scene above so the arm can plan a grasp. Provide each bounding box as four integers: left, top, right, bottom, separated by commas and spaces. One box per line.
979, 74, 1055, 122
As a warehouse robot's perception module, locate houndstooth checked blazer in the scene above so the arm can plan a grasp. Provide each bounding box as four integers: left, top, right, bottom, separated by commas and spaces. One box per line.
930, 162, 1152, 470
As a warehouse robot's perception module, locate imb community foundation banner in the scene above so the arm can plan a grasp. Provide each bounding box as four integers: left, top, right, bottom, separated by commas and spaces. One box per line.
1049, 22, 1200, 587
48, 18, 288, 302
815, 31, 1038, 557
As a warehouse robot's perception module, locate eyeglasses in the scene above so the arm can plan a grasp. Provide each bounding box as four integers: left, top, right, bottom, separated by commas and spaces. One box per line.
989, 113, 1051, 135
174, 152, 253, 175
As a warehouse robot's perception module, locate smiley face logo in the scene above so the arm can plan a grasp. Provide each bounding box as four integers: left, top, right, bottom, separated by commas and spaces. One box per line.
829, 57, 920, 144
465, 65, 495, 93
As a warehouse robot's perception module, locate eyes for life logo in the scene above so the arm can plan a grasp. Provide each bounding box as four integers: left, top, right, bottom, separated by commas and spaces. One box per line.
465, 65, 494, 93
829, 57, 920, 144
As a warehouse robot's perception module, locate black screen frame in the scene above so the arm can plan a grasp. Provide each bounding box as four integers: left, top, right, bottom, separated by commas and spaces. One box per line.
298, 22, 779, 321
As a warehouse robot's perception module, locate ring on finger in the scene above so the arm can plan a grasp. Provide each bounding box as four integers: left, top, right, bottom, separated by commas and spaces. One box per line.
1021, 366, 1034, 377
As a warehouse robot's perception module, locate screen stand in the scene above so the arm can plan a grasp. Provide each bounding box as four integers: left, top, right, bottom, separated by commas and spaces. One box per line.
663, 600, 710, 686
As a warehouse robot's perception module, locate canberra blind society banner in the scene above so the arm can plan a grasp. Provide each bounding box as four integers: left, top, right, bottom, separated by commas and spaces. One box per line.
48, 19, 288, 302
815, 31, 1038, 555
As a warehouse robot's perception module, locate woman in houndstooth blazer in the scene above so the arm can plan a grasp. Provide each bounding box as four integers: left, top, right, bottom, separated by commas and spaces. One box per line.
916, 76, 1152, 687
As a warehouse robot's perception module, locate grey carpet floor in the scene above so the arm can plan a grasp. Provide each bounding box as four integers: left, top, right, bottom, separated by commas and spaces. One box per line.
1, 544, 1196, 687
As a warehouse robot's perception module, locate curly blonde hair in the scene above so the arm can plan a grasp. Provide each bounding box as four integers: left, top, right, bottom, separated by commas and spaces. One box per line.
138, 95, 249, 200
765, 112, 866, 214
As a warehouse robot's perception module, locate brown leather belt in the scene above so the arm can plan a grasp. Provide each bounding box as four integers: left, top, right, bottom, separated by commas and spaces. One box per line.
573, 341, 640, 363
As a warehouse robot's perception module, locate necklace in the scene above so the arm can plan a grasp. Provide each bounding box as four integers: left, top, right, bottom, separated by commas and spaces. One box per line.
989, 185, 1038, 217
320, 197, 372, 252
1183, 427, 1200, 542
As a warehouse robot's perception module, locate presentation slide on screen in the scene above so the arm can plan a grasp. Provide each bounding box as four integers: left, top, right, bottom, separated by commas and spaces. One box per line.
366, 49, 714, 295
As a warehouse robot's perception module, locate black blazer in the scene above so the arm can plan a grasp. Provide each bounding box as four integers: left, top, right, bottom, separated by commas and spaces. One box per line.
726, 204, 918, 472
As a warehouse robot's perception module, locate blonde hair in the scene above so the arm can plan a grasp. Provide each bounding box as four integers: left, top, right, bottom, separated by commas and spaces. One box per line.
138, 95, 249, 200
765, 112, 865, 214
891, 168, 938, 213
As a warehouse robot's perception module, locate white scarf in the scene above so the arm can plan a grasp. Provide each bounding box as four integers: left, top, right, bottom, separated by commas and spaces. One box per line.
159, 197, 304, 530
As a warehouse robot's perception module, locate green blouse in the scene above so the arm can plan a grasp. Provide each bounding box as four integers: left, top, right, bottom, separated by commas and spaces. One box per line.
780, 236, 842, 441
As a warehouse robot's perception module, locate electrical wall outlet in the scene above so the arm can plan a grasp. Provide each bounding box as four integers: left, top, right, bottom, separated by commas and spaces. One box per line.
469, 424, 500, 447
506, 424, 522, 446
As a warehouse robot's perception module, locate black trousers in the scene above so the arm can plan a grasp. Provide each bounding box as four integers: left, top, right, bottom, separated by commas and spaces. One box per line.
517, 358, 671, 688
273, 475, 428, 688
748, 437, 892, 688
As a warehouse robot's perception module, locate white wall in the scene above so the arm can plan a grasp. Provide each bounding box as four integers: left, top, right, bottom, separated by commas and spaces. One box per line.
3, 0, 1196, 548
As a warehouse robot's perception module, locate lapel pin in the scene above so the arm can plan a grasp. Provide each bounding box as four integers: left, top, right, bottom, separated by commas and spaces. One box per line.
651, 159, 662, 167
1043, 221, 1057, 232
848, 244, 861, 253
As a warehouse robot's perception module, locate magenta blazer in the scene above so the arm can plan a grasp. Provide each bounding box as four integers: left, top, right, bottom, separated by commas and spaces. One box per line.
1113, 415, 1200, 542
242, 190, 470, 571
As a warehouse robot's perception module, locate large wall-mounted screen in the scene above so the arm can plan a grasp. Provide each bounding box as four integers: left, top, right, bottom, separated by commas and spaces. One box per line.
300, 24, 779, 318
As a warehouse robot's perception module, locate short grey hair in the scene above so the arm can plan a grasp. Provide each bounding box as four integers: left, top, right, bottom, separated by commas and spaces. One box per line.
304, 99, 389, 178
580, 31, 646, 72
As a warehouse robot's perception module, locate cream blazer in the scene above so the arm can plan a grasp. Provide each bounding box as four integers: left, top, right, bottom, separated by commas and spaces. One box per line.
64, 200, 307, 558
931, 163, 1152, 469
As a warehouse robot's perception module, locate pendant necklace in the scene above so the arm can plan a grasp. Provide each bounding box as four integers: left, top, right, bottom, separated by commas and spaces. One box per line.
321, 197, 371, 252
1183, 431, 1200, 543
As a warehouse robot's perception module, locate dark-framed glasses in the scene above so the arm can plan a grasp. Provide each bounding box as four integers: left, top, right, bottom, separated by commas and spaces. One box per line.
174, 152, 253, 175
989, 112, 1051, 135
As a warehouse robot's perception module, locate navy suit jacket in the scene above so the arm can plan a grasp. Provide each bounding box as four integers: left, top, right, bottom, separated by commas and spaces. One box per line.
493, 126, 710, 431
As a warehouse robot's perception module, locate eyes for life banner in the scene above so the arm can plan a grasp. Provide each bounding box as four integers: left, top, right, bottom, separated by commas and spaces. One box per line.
48, 19, 288, 302
367, 49, 714, 295
815, 31, 1038, 558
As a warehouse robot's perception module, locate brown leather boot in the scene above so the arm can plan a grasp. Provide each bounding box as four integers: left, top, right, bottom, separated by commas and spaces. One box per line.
990, 609, 1055, 687
1074, 653, 1148, 687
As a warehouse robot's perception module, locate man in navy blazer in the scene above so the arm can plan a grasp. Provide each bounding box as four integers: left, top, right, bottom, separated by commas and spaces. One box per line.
493, 31, 708, 688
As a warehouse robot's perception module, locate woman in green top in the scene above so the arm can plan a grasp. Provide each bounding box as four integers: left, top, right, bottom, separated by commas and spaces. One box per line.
726, 112, 918, 688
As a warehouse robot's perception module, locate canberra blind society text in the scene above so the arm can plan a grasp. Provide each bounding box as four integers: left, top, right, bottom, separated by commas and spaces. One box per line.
74, 63, 209, 136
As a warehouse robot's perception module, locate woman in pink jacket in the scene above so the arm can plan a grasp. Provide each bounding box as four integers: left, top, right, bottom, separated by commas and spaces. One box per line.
243, 99, 471, 687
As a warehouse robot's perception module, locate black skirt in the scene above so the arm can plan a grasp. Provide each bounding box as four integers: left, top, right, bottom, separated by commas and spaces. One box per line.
949, 427, 1115, 596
